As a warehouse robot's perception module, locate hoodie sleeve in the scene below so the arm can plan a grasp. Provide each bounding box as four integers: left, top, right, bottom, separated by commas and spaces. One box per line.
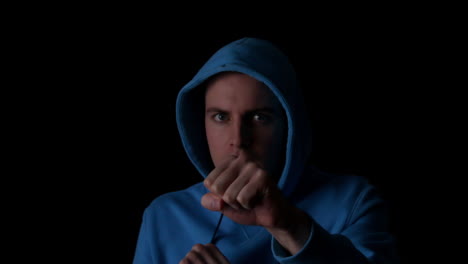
271, 185, 399, 264
133, 208, 154, 264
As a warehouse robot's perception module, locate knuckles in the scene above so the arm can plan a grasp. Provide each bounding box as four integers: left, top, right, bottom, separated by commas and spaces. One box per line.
237, 195, 250, 209
211, 183, 223, 195
223, 193, 236, 204
254, 169, 268, 182
203, 179, 211, 188
192, 243, 204, 252
206, 161, 273, 209
242, 161, 256, 173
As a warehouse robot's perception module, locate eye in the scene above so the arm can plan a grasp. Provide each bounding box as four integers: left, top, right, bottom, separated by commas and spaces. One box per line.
213, 113, 228, 122
253, 113, 270, 123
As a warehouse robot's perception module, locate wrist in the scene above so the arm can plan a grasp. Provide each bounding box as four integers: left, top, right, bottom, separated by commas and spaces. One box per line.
266, 207, 312, 255
275, 207, 311, 235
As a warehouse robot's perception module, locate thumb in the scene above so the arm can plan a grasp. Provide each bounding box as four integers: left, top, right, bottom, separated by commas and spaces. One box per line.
201, 193, 224, 211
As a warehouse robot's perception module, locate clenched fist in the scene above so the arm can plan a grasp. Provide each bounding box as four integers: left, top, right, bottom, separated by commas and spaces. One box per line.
201, 151, 292, 229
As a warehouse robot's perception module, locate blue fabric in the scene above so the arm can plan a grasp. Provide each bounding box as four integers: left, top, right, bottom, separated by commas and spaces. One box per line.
133, 38, 398, 264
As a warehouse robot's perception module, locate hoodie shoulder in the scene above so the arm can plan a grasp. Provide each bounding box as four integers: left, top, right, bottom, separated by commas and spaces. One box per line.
299, 165, 375, 194
145, 183, 207, 216
294, 166, 385, 232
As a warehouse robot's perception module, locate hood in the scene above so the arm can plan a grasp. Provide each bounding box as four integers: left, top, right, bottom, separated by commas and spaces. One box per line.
175, 37, 312, 197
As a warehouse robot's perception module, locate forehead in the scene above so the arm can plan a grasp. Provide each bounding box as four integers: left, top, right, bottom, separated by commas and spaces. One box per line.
205, 72, 280, 108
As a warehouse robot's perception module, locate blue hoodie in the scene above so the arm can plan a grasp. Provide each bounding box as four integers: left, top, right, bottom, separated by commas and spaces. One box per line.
133, 38, 398, 263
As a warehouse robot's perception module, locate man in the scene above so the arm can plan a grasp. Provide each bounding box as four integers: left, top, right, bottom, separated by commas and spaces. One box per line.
133, 37, 398, 263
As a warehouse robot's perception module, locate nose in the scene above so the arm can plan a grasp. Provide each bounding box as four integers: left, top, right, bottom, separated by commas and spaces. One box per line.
229, 119, 251, 150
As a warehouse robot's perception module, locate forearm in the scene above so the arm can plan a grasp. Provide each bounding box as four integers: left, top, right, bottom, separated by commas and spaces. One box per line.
265, 207, 312, 255
269, 215, 374, 264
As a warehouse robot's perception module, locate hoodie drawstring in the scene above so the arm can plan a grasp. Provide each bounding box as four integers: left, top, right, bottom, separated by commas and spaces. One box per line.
210, 213, 224, 244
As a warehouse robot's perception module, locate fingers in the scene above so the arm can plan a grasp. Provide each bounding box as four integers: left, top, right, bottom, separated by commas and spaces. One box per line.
179, 243, 230, 264
204, 155, 243, 206
180, 247, 203, 264
205, 151, 250, 189
201, 192, 224, 211
204, 151, 272, 211
237, 169, 268, 209
205, 243, 230, 263
222, 162, 258, 210
210, 164, 242, 198
204, 155, 236, 188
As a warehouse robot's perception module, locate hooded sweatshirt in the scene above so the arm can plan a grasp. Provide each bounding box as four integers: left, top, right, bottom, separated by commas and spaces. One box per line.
133, 38, 399, 264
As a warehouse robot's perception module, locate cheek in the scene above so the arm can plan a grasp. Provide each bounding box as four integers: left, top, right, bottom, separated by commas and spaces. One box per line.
258, 125, 284, 147
205, 124, 226, 165
256, 126, 286, 161
206, 124, 224, 146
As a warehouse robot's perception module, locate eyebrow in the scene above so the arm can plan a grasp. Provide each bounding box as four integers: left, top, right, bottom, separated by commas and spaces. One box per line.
205, 107, 278, 114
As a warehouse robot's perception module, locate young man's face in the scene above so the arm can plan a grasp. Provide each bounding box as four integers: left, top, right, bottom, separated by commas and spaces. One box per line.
205, 72, 286, 178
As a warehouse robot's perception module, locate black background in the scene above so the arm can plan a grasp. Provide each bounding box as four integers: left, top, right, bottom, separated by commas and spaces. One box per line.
11, 5, 453, 263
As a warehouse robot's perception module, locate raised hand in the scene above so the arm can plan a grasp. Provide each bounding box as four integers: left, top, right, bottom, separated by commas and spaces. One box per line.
201, 151, 292, 229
